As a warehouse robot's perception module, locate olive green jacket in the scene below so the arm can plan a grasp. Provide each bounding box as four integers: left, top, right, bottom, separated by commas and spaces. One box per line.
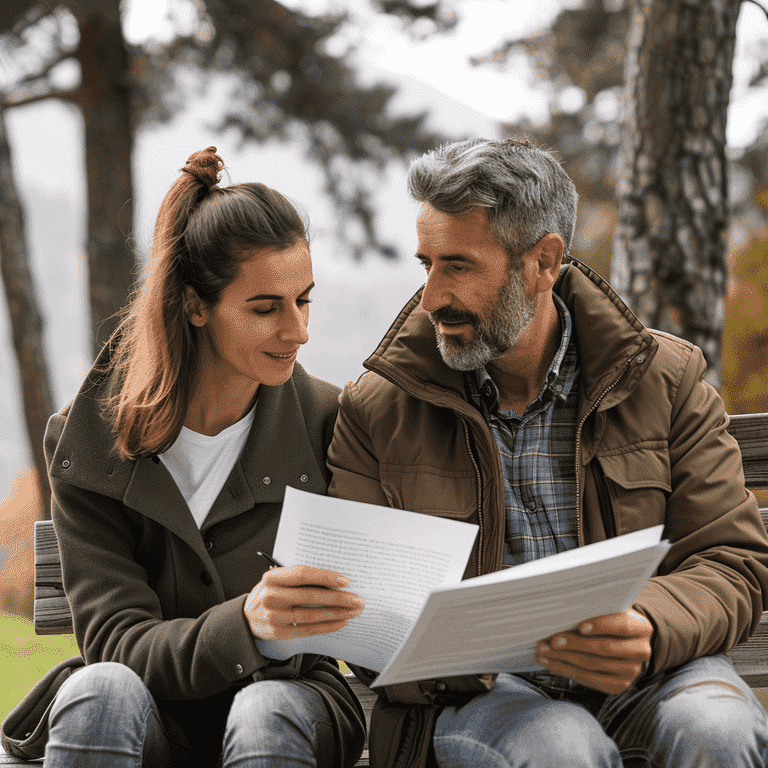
37, 358, 364, 764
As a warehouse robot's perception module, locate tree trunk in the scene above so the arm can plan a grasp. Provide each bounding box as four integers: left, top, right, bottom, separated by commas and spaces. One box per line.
612, 0, 739, 390
73, 5, 135, 356
0, 104, 54, 518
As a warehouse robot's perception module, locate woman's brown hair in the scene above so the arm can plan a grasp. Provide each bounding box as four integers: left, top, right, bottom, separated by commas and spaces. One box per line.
104, 147, 307, 460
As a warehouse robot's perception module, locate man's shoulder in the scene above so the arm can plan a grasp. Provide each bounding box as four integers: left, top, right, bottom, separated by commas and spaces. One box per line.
342, 369, 422, 413
646, 329, 704, 381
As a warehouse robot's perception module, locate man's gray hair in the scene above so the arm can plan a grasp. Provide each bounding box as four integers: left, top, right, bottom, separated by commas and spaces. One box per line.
407, 138, 578, 264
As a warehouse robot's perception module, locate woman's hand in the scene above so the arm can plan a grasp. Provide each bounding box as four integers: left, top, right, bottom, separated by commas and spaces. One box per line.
244, 565, 364, 640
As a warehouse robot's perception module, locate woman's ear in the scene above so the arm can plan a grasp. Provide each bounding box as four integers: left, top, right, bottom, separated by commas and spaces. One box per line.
183, 285, 208, 327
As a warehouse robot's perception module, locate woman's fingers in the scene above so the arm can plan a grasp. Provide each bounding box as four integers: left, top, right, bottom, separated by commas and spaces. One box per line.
244, 566, 364, 640
260, 565, 350, 589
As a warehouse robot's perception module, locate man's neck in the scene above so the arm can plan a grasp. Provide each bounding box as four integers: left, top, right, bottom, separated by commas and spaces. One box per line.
485, 295, 562, 414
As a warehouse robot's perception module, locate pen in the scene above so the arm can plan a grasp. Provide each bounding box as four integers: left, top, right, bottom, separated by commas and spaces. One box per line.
257, 552, 332, 595
257, 551, 283, 569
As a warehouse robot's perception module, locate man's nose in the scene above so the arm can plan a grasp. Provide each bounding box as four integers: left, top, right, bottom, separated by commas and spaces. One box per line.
420, 272, 451, 314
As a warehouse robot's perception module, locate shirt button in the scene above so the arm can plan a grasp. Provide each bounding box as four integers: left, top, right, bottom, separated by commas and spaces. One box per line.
262, 476, 271, 485
206, 541, 213, 551
300, 474, 309, 483
636, 355, 645, 364
434, 680, 447, 692
235, 664, 244, 675
61, 459, 70, 468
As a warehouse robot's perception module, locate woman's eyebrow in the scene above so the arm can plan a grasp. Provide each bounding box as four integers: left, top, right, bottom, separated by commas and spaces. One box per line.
246, 282, 315, 303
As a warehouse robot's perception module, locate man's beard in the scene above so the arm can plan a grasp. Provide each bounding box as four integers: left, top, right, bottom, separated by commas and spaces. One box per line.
429, 266, 537, 371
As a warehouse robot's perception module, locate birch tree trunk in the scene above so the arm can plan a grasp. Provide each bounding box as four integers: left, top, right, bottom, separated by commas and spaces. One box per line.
0, 104, 54, 518
612, 0, 740, 390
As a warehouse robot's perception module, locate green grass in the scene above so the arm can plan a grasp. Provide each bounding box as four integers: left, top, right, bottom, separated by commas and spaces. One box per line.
1, 610, 80, 724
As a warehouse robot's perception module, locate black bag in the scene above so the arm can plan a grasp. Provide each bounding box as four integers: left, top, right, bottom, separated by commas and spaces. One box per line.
2, 656, 85, 760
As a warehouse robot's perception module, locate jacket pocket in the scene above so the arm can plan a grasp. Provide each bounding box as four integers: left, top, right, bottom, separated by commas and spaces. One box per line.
593, 444, 671, 536
379, 464, 477, 520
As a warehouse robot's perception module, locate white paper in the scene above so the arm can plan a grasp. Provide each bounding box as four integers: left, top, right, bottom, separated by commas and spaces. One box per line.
372, 525, 670, 687
255, 486, 479, 670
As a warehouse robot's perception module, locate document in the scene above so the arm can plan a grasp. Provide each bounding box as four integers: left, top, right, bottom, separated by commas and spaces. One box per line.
255, 486, 479, 672
373, 524, 669, 687
255, 487, 670, 688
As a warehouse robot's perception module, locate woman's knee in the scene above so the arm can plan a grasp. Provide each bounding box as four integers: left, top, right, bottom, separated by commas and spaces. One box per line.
51, 662, 152, 723
227, 680, 327, 733
224, 680, 333, 764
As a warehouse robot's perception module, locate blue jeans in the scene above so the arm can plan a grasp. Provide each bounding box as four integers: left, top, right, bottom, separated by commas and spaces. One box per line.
433, 655, 768, 767
45, 661, 342, 767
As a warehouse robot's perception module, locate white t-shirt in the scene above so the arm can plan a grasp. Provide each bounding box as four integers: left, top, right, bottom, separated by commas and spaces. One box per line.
159, 403, 256, 528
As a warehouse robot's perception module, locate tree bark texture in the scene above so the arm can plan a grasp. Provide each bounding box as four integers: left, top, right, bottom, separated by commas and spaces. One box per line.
74, 6, 135, 356
612, 0, 739, 390
0, 104, 54, 518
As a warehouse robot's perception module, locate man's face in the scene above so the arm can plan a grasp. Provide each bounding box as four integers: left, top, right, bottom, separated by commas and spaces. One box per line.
415, 204, 537, 371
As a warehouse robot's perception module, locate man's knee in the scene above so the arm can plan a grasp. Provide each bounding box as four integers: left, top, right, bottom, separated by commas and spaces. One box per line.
435, 701, 619, 768
655, 679, 768, 752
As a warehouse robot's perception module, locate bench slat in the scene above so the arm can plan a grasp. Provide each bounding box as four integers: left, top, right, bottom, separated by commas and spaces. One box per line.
728, 413, 768, 489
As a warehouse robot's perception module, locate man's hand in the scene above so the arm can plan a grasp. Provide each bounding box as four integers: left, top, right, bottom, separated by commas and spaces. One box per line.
244, 565, 364, 640
535, 609, 653, 695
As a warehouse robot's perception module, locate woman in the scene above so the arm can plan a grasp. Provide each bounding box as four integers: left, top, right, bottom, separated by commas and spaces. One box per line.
25, 147, 365, 767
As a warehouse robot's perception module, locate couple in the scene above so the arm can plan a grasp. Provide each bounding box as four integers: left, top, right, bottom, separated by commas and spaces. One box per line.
7, 140, 768, 768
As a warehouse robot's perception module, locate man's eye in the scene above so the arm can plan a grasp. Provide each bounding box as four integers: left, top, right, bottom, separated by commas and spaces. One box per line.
297, 298, 313, 307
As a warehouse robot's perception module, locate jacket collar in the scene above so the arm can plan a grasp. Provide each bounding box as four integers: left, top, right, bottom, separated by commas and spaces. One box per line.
49, 361, 328, 549
363, 259, 658, 414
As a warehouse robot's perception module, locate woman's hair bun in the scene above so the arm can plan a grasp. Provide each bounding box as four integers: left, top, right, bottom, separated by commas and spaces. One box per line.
182, 146, 224, 190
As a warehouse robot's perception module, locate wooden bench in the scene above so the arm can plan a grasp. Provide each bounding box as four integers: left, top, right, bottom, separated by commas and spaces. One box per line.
3, 412, 767, 766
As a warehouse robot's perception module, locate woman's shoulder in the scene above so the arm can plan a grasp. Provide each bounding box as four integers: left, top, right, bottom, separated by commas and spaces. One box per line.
44, 352, 130, 498
290, 363, 341, 413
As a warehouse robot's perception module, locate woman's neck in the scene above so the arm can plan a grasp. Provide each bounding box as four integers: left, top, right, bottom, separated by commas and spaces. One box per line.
184, 373, 259, 436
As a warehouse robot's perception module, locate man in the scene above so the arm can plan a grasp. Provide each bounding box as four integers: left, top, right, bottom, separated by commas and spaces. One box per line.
327, 138, 768, 768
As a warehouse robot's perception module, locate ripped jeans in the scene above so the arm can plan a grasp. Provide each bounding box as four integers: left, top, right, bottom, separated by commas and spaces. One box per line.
433, 655, 768, 767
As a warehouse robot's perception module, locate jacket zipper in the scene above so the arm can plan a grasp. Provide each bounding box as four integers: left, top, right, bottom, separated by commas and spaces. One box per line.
461, 418, 485, 575
574, 358, 632, 546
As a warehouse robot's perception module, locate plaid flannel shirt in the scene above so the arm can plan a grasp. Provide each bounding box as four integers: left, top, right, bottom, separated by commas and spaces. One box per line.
467, 293, 581, 567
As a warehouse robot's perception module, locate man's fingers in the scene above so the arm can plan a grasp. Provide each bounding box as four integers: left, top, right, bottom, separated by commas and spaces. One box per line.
540, 633, 650, 660
577, 609, 652, 638
534, 654, 641, 695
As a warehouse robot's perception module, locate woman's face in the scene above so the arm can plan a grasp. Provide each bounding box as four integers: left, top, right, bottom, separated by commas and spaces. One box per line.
187, 240, 313, 391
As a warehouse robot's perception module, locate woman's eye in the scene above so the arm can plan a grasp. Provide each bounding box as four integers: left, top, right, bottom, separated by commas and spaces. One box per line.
297, 298, 313, 307
252, 305, 276, 315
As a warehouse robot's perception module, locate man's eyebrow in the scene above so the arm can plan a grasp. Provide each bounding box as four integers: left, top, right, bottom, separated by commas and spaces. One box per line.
414, 252, 476, 264
246, 282, 315, 302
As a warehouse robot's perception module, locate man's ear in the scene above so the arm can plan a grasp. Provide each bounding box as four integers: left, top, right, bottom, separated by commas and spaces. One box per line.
529, 233, 564, 293
183, 285, 208, 327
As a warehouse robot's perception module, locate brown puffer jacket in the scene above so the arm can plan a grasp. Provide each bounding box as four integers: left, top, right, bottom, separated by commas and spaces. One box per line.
327, 259, 768, 768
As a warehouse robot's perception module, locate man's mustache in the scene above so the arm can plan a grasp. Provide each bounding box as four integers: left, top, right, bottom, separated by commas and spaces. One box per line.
429, 307, 480, 326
